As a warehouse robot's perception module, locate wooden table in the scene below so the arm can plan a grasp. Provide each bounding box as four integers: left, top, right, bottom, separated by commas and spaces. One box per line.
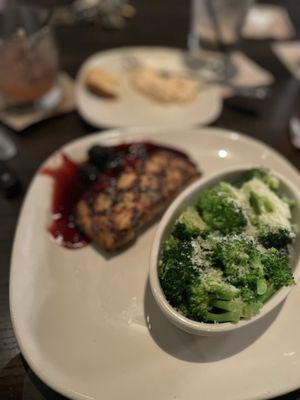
1, 0, 300, 398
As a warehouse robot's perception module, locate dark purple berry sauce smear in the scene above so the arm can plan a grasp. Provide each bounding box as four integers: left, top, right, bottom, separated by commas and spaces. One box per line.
41, 141, 191, 250
41, 154, 90, 249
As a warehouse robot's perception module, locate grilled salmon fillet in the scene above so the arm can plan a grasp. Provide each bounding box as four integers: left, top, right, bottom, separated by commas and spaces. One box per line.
76, 150, 200, 252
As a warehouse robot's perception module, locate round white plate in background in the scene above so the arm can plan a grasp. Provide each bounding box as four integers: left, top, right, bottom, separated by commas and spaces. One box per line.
10, 127, 300, 400
75, 47, 222, 128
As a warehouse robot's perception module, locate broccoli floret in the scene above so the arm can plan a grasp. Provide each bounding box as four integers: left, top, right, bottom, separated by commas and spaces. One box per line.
187, 265, 243, 323
241, 286, 256, 302
196, 182, 247, 234
258, 227, 294, 249
200, 268, 240, 300
249, 191, 274, 214
243, 301, 263, 319
189, 274, 264, 322
242, 177, 295, 249
159, 235, 196, 308
241, 168, 279, 191
262, 248, 295, 289
242, 178, 291, 223
239, 286, 264, 317
188, 280, 242, 323
188, 273, 257, 323
213, 234, 268, 296
188, 281, 210, 319
173, 206, 207, 239
242, 178, 293, 244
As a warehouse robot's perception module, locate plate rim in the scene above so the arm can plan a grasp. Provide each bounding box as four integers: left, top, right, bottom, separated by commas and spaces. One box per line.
75, 46, 223, 129
9, 126, 300, 400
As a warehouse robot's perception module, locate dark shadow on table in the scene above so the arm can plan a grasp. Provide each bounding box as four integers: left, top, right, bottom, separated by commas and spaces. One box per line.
0, 354, 25, 399
144, 278, 284, 364
1, 350, 300, 400
24, 358, 69, 400
0, 354, 68, 400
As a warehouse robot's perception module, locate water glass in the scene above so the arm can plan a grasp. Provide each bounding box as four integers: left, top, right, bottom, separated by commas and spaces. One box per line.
0, 4, 61, 112
188, 0, 254, 81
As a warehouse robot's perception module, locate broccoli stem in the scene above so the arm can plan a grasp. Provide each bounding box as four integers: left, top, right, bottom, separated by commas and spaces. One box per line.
211, 299, 263, 320
258, 283, 276, 303
250, 191, 262, 215
243, 301, 262, 319
205, 310, 241, 323
216, 289, 237, 301
211, 299, 240, 312
204, 283, 239, 300
256, 278, 268, 295
250, 191, 274, 215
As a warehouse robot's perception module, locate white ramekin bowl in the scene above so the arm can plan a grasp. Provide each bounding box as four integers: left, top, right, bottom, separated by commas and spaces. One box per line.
149, 166, 300, 336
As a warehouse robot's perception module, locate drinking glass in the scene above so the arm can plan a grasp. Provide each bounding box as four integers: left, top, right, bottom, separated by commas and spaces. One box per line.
0, 4, 61, 112
188, 0, 254, 81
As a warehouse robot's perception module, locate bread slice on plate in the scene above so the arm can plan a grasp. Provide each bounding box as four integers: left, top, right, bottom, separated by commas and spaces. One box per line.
85, 68, 120, 99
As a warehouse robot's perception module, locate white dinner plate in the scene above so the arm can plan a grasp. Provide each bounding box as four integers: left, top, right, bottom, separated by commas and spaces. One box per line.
75, 47, 222, 128
10, 127, 300, 400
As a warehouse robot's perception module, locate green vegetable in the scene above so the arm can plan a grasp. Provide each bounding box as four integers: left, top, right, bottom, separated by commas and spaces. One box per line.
239, 168, 279, 191
173, 206, 207, 239
242, 176, 294, 250
159, 169, 296, 324
188, 280, 242, 323
159, 235, 196, 308
249, 191, 274, 214
196, 182, 247, 234
262, 248, 295, 289
213, 235, 267, 294
201, 269, 240, 300
258, 227, 294, 249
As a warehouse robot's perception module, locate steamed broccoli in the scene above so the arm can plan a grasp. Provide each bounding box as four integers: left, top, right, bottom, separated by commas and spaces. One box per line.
188, 281, 242, 323
249, 191, 274, 214
242, 178, 291, 223
258, 227, 294, 249
199, 267, 240, 299
240, 168, 279, 191
187, 267, 243, 323
196, 182, 247, 233
242, 169, 296, 247
159, 235, 196, 308
242, 177, 294, 249
262, 248, 295, 289
213, 234, 268, 296
173, 206, 207, 239
188, 268, 260, 323
159, 169, 296, 324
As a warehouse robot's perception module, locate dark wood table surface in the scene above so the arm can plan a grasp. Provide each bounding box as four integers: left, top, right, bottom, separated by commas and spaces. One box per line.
1, 0, 300, 399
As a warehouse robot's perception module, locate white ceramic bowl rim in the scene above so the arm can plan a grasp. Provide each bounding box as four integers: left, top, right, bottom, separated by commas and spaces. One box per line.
149, 165, 300, 334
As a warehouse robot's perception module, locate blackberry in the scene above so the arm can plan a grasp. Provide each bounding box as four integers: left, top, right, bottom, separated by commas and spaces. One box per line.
88, 145, 114, 170
77, 164, 99, 186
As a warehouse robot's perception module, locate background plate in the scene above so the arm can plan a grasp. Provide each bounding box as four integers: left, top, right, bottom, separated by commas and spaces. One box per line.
10, 127, 300, 400
75, 47, 222, 128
